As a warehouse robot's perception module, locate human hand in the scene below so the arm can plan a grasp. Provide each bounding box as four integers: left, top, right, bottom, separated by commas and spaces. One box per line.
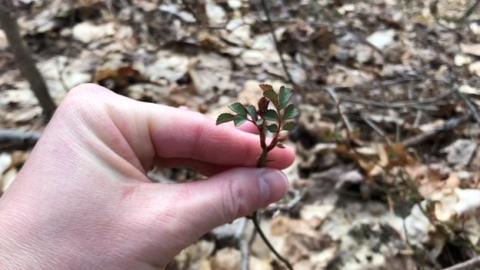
0, 84, 295, 269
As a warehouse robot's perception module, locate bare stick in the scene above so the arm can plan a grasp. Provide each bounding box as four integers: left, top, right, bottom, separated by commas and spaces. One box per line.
259, 0, 296, 87
0, 129, 41, 151
442, 256, 480, 270
460, 0, 480, 22
325, 87, 354, 135
237, 219, 250, 270
455, 89, 480, 125
0, 1, 56, 119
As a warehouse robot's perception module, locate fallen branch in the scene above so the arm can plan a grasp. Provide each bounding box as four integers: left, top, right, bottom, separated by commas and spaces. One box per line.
0, 1, 56, 119
0, 129, 41, 151
442, 256, 480, 270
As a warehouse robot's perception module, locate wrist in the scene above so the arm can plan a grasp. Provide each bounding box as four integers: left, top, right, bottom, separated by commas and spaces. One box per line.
0, 199, 44, 269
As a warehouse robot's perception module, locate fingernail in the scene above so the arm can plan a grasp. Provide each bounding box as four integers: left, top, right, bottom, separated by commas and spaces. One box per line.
259, 169, 288, 204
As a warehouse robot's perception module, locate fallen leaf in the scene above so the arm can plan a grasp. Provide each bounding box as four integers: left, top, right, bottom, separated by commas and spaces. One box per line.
441, 139, 477, 167
367, 29, 395, 50
72, 22, 115, 43
460, 43, 480, 57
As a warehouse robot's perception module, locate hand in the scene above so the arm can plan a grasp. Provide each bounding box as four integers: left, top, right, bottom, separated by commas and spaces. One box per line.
0, 84, 295, 269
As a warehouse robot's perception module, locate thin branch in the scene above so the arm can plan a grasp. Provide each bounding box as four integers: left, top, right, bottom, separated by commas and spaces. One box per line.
442, 256, 480, 270
455, 89, 480, 125
0, 2, 56, 119
0, 129, 41, 151
237, 218, 250, 270
460, 0, 480, 22
360, 113, 391, 144
325, 87, 354, 135
259, 0, 296, 87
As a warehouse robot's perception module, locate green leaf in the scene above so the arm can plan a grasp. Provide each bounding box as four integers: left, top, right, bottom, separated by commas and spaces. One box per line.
246, 105, 257, 119
263, 109, 278, 121
279, 86, 293, 109
229, 102, 247, 117
267, 124, 278, 133
282, 122, 296, 131
263, 89, 279, 108
283, 104, 299, 119
216, 113, 235, 125
234, 115, 247, 126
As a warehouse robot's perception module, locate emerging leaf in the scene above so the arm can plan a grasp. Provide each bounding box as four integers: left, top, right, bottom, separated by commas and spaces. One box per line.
259, 83, 274, 92
246, 105, 257, 119
256, 118, 264, 126
279, 86, 293, 109
234, 115, 247, 126
258, 97, 270, 113
267, 124, 278, 133
283, 104, 299, 120
282, 122, 296, 131
216, 113, 235, 125
277, 143, 286, 149
229, 102, 247, 117
264, 110, 279, 121
263, 89, 279, 109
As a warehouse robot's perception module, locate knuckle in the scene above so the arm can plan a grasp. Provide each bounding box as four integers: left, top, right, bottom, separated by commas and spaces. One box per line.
221, 175, 252, 221
58, 84, 109, 118
66, 83, 106, 101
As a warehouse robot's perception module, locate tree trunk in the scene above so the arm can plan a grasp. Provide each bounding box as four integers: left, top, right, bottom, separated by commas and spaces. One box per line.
0, 2, 56, 120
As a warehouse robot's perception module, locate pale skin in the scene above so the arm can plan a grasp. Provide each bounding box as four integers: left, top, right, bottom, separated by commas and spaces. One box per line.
0, 84, 295, 269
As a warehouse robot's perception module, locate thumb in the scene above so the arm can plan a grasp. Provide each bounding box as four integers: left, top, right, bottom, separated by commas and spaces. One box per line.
141, 168, 288, 244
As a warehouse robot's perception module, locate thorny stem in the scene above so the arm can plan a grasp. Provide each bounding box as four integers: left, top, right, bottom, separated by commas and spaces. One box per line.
218, 85, 296, 270
248, 118, 294, 270
251, 211, 294, 270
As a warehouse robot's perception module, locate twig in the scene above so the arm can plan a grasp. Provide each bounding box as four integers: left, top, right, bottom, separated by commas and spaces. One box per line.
460, 0, 480, 22
324, 87, 354, 136
360, 113, 391, 144
401, 114, 470, 147
0, 129, 41, 151
237, 218, 250, 270
259, 0, 296, 87
442, 256, 480, 270
455, 89, 480, 125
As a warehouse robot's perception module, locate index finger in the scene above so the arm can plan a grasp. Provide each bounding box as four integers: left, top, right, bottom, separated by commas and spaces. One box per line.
144, 104, 295, 169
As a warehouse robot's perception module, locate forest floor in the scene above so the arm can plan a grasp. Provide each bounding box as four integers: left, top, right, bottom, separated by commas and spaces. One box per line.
1, 1, 480, 269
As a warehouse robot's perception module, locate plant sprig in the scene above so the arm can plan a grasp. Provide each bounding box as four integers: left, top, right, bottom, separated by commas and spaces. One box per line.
216, 84, 298, 270
217, 84, 298, 167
